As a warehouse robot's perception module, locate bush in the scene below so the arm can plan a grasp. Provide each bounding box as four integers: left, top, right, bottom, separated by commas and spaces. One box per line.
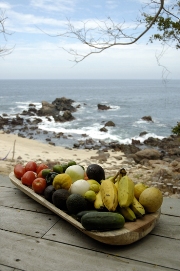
172, 122, 180, 136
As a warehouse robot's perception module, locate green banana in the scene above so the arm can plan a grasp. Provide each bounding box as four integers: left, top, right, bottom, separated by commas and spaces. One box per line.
131, 196, 146, 218
94, 190, 104, 210
119, 207, 136, 222
118, 175, 134, 208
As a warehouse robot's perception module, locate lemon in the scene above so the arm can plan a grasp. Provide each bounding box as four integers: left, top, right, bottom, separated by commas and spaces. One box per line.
139, 187, 163, 213
84, 190, 96, 202
52, 173, 72, 190
134, 182, 148, 200
89, 184, 100, 193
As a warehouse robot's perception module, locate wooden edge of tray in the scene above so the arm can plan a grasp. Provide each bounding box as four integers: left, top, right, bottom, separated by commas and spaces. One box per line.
9, 172, 161, 245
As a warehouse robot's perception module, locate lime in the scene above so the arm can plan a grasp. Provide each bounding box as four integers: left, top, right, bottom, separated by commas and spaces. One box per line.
61, 163, 68, 173
53, 165, 63, 174
84, 190, 96, 202
68, 160, 76, 167
41, 169, 52, 178
89, 184, 100, 193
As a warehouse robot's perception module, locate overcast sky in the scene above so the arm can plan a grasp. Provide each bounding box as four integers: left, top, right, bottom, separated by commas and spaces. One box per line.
0, 0, 179, 79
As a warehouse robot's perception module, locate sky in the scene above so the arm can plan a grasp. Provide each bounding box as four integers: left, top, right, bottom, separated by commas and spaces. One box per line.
0, 0, 179, 79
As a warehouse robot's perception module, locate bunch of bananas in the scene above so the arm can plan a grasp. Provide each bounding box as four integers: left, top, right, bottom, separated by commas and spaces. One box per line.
94, 168, 146, 221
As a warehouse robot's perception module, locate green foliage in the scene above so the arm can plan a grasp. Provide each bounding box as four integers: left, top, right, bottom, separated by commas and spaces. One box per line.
143, 1, 180, 49
172, 122, 180, 135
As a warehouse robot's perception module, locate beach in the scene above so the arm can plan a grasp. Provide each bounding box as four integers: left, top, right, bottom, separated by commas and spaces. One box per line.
0, 131, 129, 177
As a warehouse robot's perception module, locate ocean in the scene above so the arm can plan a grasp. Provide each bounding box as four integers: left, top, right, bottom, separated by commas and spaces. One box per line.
0, 79, 179, 147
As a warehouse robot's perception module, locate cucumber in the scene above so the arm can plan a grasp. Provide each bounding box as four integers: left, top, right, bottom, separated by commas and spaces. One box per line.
81, 212, 125, 231
76, 210, 98, 221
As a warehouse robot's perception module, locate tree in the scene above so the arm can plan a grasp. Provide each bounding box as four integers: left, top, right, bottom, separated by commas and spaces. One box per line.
0, 9, 12, 57
143, 1, 180, 49
59, 0, 179, 63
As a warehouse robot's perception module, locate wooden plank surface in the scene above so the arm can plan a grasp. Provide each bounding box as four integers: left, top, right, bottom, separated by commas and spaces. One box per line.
1, 173, 180, 271
0, 205, 59, 238
42, 217, 180, 270
161, 197, 180, 217
151, 214, 180, 240
0, 230, 176, 271
0, 186, 54, 214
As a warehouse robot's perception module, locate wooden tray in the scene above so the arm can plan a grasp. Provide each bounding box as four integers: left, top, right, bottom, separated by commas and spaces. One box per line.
9, 172, 161, 245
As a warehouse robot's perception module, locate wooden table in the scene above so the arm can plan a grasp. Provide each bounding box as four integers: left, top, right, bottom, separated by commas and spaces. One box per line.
0, 174, 180, 271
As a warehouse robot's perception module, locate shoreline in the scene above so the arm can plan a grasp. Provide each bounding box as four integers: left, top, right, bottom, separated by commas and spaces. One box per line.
0, 131, 128, 177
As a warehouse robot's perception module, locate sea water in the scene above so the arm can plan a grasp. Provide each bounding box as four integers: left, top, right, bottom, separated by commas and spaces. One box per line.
0, 79, 179, 147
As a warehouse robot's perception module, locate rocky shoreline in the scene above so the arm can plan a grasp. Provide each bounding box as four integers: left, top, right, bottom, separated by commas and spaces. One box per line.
0, 97, 180, 198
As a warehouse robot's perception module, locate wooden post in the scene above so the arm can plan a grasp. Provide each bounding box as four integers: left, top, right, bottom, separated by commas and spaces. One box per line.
12, 140, 16, 161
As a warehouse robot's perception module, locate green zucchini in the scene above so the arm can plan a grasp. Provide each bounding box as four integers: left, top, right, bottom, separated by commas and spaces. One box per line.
81, 212, 125, 231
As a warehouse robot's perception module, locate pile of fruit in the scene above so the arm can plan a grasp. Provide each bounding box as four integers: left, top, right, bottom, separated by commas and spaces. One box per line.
13, 161, 163, 231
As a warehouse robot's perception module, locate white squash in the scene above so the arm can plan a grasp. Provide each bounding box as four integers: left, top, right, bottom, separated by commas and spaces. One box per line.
69, 179, 90, 196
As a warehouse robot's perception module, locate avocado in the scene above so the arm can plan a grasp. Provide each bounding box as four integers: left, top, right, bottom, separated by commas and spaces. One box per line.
86, 164, 105, 184
66, 194, 88, 214
52, 189, 71, 210
44, 185, 55, 202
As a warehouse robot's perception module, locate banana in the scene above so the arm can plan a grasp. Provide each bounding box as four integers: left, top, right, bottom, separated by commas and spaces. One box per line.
100, 179, 118, 211
94, 190, 104, 210
119, 207, 136, 222
131, 196, 146, 218
118, 175, 134, 208
114, 168, 127, 190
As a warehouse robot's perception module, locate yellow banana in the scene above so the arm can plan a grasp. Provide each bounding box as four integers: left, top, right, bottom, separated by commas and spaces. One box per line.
119, 207, 136, 222
131, 196, 146, 217
114, 168, 127, 189
118, 175, 134, 208
94, 190, 104, 210
100, 179, 118, 211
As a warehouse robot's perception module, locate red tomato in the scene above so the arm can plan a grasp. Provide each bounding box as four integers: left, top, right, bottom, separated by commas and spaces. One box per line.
36, 163, 49, 174
21, 171, 37, 186
14, 164, 26, 180
32, 178, 47, 194
37, 169, 43, 178
25, 161, 37, 172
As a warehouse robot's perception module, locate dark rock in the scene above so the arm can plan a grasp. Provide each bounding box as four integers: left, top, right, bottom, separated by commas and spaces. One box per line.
139, 131, 148, 136
131, 149, 162, 163
132, 139, 141, 145
49, 142, 55, 146
100, 127, 108, 132
30, 118, 42, 125
62, 110, 75, 121
97, 104, 111, 110
144, 137, 160, 147
141, 116, 153, 122
52, 97, 76, 112
0, 116, 9, 128
105, 121, 115, 127
37, 101, 57, 116
11, 115, 24, 126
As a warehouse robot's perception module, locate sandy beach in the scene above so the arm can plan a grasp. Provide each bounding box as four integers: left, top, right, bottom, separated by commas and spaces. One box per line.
0, 131, 129, 177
